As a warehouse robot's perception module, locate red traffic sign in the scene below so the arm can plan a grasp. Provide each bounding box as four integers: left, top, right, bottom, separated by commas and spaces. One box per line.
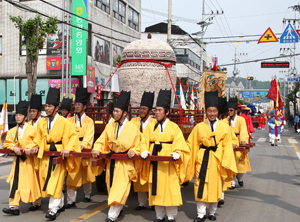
296, 29, 300, 37
258, 27, 279, 43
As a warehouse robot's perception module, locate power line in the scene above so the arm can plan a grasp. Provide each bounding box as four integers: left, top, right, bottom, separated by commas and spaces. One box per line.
38, 0, 139, 40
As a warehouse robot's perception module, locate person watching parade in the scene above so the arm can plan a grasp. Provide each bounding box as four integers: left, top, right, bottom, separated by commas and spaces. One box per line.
60, 98, 72, 118
131, 91, 156, 211
140, 89, 190, 222
28, 94, 43, 126
92, 90, 140, 222
2, 101, 41, 216
224, 98, 250, 189
31, 88, 80, 220
65, 88, 95, 208
186, 91, 237, 222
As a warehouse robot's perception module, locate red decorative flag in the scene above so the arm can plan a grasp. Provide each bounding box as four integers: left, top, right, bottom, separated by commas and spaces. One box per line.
193, 87, 197, 92
213, 62, 217, 71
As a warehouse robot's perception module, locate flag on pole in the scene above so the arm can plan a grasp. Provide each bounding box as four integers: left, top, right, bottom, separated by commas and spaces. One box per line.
180, 84, 187, 109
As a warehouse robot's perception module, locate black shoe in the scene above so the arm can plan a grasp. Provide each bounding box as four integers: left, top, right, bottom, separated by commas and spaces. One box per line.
208, 215, 216, 221
28, 204, 41, 211
65, 202, 76, 209
238, 180, 244, 187
168, 219, 176, 222
154, 218, 165, 222
57, 206, 65, 213
271, 144, 274, 146
194, 215, 206, 222
229, 185, 235, 190
135, 206, 146, 211
275, 144, 278, 146
84, 197, 91, 202
45, 211, 56, 220
2, 207, 20, 215
218, 199, 224, 206
107, 219, 113, 222
152, 206, 155, 211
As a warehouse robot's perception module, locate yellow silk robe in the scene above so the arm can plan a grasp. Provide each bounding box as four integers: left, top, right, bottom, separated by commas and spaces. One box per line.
33, 115, 80, 198
67, 115, 96, 189
186, 119, 237, 203
224, 116, 251, 173
140, 120, 190, 206
4, 124, 41, 206
131, 116, 156, 193
93, 120, 140, 206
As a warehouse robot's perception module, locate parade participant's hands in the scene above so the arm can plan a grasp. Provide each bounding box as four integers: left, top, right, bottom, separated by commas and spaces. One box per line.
61, 149, 70, 160
240, 141, 247, 146
141, 151, 150, 159
80, 145, 86, 151
127, 150, 136, 159
170, 152, 180, 160
31, 146, 39, 155
13, 146, 22, 156
24, 148, 31, 156
92, 150, 101, 159
232, 144, 237, 149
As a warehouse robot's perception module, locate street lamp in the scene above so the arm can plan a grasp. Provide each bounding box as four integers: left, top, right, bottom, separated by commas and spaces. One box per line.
13, 74, 19, 113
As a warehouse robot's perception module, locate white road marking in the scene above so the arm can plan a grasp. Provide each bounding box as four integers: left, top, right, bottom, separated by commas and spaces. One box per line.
296, 153, 300, 160
288, 139, 298, 144
257, 138, 267, 142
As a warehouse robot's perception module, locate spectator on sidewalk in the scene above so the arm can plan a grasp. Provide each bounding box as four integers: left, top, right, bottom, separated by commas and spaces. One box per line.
294, 114, 299, 133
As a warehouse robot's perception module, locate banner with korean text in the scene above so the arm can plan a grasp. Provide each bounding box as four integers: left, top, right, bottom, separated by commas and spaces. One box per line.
72, 0, 87, 76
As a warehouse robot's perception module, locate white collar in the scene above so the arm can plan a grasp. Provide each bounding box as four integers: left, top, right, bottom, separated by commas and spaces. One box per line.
142, 115, 151, 130
108, 117, 113, 123
32, 116, 41, 127
18, 122, 27, 138
117, 118, 127, 137
76, 113, 86, 126
206, 118, 218, 132
47, 113, 59, 131
230, 114, 237, 127
158, 118, 169, 133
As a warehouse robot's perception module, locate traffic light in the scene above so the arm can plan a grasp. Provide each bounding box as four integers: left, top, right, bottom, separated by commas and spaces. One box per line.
247, 77, 253, 80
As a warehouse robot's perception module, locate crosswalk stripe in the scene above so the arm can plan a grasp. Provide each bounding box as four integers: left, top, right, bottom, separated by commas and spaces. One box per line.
257, 138, 266, 142
288, 139, 298, 144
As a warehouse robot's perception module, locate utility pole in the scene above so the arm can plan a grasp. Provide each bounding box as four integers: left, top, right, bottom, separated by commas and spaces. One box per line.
167, 0, 172, 44
232, 48, 240, 85
61, 0, 65, 98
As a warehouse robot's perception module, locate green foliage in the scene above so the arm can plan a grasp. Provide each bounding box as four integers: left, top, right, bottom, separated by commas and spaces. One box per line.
9, 15, 58, 62
114, 54, 121, 65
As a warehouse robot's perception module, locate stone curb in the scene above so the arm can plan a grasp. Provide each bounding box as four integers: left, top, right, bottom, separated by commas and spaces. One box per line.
0, 159, 13, 166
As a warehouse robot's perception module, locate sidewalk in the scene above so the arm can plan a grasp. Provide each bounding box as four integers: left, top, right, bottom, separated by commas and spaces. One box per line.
0, 155, 13, 166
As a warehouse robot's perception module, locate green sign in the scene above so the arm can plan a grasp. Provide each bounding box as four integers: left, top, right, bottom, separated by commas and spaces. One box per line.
0, 80, 6, 104
7, 79, 19, 105
72, 0, 87, 76
21, 79, 49, 104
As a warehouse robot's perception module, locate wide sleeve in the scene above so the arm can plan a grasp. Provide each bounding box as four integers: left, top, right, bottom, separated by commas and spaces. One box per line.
220, 129, 238, 182
140, 126, 152, 185
81, 118, 94, 148
239, 117, 249, 143
3, 128, 16, 150
93, 124, 109, 153
64, 120, 80, 152
230, 129, 239, 147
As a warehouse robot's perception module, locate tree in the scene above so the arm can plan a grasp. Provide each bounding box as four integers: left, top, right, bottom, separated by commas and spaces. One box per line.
9, 15, 58, 100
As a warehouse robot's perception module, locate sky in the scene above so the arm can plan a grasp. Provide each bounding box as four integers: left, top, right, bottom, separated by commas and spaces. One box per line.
141, 0, 300, 82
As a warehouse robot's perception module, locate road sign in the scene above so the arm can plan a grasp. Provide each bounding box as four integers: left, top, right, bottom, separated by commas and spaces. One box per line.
296, 91, 300, 98
258, 27, 279, 43
280, 23, 299, 43
286, 77, 299, 82
241, 91, 268, 98
296, 29, 300, 37
261, 62, 289, 68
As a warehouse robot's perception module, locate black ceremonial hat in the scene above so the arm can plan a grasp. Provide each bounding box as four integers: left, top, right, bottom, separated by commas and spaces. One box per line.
156, 89, 171, 110
205, 91, 219, 109
75, 87, 88, 105
30, 94, 42, 111
61, 98, 72, 112
46, 88, 60, 107
115, 90, 131, 111
218, 97, 228, 114
228, 98, 238, 110
16, 101, 30, 116
140, 91, 154, 110
109, 102, 114, 114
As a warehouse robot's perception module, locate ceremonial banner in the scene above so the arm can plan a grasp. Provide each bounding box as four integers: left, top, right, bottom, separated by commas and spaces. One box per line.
72, 0, 87, 76
87, 66, 95, 93
49, 79, 79, 102
199, 70, 227, 109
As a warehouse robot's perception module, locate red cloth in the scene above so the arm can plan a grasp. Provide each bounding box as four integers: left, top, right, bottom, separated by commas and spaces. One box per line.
240, 113, 255, 143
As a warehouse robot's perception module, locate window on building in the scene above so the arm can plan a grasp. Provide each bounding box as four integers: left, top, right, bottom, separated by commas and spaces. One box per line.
128, 7, 139, 31
0, 36, 2, 55
95, 0, 110, 14
113, 0, 125, 23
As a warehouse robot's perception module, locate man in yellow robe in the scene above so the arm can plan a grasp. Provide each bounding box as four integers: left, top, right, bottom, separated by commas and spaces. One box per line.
66, 88, 95, 208
28, 94, 43, 126
223, 98, 250, 189
32, 88, 80, 220
186, 91, 237, 221
2, 101, 41, 216
60, 98, 72, 118
92, 90, 140, 222
131, 91, 156, 211
140, 89, 190, 222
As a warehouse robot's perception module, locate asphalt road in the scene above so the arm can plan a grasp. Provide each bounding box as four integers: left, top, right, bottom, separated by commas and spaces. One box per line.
1, 125, 300, 222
